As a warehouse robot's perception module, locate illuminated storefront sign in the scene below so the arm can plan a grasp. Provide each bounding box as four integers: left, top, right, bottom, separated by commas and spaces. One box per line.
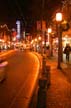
16, 20, 21, 39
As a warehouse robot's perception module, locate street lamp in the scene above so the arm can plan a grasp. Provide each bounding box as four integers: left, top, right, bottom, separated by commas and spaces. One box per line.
48, 28, 52, 33
56, 13, 62, 22
48, 28, 52, 43
48, 28, 52, 56
56, 12, 62, 69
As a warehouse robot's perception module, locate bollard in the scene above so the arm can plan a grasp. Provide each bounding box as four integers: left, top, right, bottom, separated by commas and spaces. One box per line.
37, 77, 47, 108
41, 64, 51, 88
44, 65, 50, 77
46, 65, 50, 72
36, 55, 51, 108
42, 56, 46, 71
46, 65, 51, 86
42, 55, 51, 87
42, 56, 46, 75
38, 77, 47, 89
36, 87, 47, 108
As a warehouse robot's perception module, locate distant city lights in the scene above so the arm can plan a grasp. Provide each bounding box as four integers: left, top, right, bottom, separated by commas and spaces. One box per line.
16, 20, 21, 39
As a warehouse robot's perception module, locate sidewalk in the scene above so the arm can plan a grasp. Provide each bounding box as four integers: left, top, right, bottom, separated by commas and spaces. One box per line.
46, 57, 71, 108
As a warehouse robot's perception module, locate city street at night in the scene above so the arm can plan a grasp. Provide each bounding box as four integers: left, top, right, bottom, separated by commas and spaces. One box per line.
0, 50, 40, 108
0, 50, 71, 108
0, 0, 71, 108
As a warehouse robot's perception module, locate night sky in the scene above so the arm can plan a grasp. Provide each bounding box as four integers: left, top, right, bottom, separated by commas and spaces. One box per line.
0, 0, 63, 31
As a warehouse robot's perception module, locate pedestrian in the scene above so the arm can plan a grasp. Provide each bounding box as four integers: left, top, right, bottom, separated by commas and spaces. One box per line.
63, 43, 71, 62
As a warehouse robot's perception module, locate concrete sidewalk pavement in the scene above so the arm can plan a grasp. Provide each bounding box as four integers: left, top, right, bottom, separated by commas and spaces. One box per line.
46, 57, 71, 108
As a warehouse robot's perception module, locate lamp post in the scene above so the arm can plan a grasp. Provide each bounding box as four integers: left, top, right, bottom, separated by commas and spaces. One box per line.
48, 28, 52, 57
56, 12, 62, 69
48, 28, 52, 42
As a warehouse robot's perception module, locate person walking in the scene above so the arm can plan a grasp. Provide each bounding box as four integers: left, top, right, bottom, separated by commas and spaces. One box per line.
64, 43, 71, 62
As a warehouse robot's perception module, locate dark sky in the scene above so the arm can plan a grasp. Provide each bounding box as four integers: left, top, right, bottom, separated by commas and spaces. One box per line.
0, 0, 63, 31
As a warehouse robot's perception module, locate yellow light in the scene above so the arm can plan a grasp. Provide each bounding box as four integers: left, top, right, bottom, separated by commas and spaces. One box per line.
48, 28, 52, 33
42, 41, 45, 45
31, 40, 34, 44
38, 36, 41, 40
35, 38, 37, 42
56, 12, 62, 22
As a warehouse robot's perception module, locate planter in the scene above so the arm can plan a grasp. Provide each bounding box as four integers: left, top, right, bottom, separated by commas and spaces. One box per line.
0, 61, 8, 82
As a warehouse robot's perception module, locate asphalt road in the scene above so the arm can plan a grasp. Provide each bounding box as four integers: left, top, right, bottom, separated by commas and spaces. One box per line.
0, 50, 40, 108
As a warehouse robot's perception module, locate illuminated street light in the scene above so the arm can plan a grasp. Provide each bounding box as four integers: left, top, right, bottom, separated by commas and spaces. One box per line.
56, 13, 62, 22
48, 28, 52, 33
35, 38, 37, 42
48, 28, 52, 44
56, 12, 62, 69
38, 36, 41, 41
48, 28, 52, 57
